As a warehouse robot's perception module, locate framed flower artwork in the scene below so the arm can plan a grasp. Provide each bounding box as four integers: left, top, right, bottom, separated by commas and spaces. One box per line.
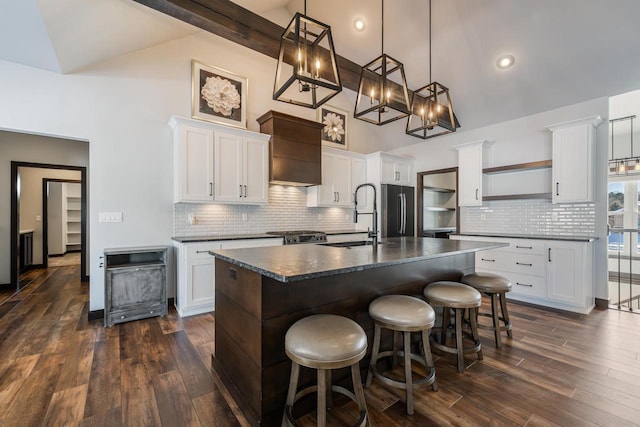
317, 105, 348, 150
192, 60, 247, 129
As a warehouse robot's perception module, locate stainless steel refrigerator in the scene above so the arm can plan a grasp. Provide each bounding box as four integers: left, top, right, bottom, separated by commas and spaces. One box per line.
381, 184, 414, 238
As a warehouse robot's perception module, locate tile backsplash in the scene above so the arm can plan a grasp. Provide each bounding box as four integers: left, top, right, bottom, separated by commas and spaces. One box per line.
174, 185, 357, 236
461, 199, 595, 237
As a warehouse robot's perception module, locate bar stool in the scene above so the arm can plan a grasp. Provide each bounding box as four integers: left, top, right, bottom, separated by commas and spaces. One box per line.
365, 295, 437, 415
282, 314, 368, 427
423, 281, 482, 373
461, 272, 513, 348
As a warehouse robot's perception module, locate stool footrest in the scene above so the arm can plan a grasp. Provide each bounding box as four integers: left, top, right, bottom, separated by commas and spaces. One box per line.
370, 351, 436, 390
285, 384, 367, 427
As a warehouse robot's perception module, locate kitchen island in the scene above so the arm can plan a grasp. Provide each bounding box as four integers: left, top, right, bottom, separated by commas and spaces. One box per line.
210, 237, 505, 426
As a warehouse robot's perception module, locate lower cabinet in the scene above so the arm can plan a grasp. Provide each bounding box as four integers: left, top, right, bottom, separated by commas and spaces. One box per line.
104, 246, 168, 327
450, 235, 594, 314
174, 238, 282, 317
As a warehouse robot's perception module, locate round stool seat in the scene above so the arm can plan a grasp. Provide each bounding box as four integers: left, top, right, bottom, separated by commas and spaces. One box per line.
423, 281, 481, 308
285, 314, 367, 369
369, 295, 435, 330
461, 272, 512, 293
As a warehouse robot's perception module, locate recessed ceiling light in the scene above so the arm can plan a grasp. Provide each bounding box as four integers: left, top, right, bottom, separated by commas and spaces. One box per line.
497, 54, 515, 69
354, 18, 365, 31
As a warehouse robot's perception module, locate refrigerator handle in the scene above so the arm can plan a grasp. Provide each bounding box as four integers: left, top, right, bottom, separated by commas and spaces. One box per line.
397, 194, 403, 234
402, 193, 407, 234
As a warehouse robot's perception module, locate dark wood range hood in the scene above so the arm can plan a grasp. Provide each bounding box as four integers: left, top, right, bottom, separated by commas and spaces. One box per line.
257, 111, 323, 187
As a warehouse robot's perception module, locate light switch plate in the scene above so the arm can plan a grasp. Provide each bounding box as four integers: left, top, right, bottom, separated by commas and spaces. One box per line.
99, 212, 123, 223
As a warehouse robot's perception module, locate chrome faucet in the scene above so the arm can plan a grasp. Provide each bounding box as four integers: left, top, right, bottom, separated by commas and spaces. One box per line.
353, 183, 378, 248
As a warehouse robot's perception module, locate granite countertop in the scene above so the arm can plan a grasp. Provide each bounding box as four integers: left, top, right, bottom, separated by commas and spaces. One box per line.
172, 229, 367, 243
453, 233, 597, 243
210, 236, 507, 283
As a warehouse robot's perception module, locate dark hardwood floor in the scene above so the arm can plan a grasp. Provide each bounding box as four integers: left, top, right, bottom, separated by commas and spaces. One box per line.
1, 265, 640, 426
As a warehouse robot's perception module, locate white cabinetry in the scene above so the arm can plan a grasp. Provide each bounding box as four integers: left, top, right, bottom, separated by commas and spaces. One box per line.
378, 153, 413, 185
170, 115, 270, 204
174, 237, 282, 317
450, 235, 594, 313
214, 132, 269, 204
456, 141, 486, 206
307, 148, 366, 207
546, 116, 602, 203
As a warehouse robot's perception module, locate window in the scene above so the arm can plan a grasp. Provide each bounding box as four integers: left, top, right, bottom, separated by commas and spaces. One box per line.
608, 180, 640, 253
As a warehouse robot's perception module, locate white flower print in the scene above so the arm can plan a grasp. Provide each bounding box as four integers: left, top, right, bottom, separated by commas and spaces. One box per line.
322, 112, 344, 142
201, 76, 241, 117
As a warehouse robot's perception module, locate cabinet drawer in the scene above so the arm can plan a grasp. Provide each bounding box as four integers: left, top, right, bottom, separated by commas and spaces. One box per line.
476, 268, 546, 298
187, 242, 222, 260
476, 251, 544, 276
106, 304, 167, 326
507, 239, 546, 255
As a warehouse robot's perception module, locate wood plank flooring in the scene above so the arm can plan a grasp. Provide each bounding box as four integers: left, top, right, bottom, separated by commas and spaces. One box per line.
1, 265, 640, 426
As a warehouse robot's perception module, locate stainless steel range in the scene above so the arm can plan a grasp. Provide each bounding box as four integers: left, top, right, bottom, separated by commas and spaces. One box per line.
266, 230, 327, 245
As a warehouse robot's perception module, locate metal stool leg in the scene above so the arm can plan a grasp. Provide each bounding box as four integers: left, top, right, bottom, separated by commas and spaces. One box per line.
403, 331, 414, 415
500, 292, 513, 338
469, 308, 483, 360
366, 324, 381, 387
317, 369, 327, 427
421, 329, 438, 391
490, 293, 502, 348
351, 363, 368, 427
454, 308, 464, 373
441, 306, 450, 345
282, 362, 300, 427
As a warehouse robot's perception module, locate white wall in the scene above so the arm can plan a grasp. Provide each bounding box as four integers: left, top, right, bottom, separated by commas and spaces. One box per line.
391, 97, 610, 301
0, 131, 89, 285
48, 182, 64, 256
18, 167, 81, 265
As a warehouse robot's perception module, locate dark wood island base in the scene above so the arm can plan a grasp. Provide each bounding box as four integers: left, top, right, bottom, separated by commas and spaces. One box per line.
212, 249, 477, 426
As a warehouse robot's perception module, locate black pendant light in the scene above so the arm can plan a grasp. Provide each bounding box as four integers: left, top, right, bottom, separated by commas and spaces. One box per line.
273, 0, 341, 109
406, 0, 460, 139
354, 0, 411, 125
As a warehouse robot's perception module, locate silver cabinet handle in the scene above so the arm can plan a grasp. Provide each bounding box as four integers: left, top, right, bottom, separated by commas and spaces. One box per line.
548, 248, 551, 262
516, 262, 533, 266
481, 258, 495, 262
196, 250, 210, 254
556, 182, 559, 196
244, 185, 247, 198
475, 188, 479, 200
516, 245, 533, 249
516, 282, 533, 287
239, 185, 243, 198
209, 182, 213, 196
150, 310, 154, 314
337, 192, 340, 202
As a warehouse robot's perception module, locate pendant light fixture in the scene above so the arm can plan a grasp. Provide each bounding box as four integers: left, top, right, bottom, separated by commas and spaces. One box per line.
273, 0, 341, 109
406, 0, 460, 139
354, 0, 410, 125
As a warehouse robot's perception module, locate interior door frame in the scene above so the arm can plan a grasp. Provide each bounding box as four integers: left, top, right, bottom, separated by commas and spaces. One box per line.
42, 178, 83, 268
10, 161, 88, 288
416, 167, 459, 236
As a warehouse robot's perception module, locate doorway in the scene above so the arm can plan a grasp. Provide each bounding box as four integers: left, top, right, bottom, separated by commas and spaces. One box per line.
417, 167, 459, 238
42, 179, 82, 269
10, 162, 88, 290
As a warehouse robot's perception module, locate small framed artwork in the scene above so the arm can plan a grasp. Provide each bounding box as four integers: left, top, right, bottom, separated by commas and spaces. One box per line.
192, 60, 247, 129
317, 105, 348, 150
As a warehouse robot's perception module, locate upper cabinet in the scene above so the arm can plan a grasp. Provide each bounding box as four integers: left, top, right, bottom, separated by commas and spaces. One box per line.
170, 116, 270, 204
456, 140, 487, 206
378, 152, 413, 186
546, 116, 602, 204
307, 147, 366, 207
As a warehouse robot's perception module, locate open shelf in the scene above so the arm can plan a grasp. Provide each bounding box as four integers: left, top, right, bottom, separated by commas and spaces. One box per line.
423, 185, 455, 193
483, 192, 552, 201
483, 160, 552, 175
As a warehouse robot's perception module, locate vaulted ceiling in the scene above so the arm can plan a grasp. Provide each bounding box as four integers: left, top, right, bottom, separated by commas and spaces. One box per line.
2, 0, 640, 133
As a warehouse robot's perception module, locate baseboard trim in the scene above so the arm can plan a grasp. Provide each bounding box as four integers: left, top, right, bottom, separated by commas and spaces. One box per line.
595, 298, 609, 309
88, 309, 104, 321
168, 297, 174, 307
0, 283, 14, 291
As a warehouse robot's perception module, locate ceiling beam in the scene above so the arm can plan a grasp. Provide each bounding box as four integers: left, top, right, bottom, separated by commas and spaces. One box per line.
132, 0, 363, 91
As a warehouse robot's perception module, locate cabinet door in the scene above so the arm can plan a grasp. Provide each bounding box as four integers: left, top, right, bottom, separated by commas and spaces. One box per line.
319, 151, 338, 205
457, 144, 483, 206
552, 125, 593, 203
214, 132, 243, 202
546, 242, 584, 305
395, 158, 413, 186
187, 259, 215, 310
380, 156, 398, 183
334, 154, 352, 206
243, 137, 269, 204
177, 125, 214, 202
108, 265, 165, 310
351, 157, 368, 209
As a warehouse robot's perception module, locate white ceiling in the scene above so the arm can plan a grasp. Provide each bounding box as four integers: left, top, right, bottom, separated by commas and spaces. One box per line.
2, 0, 640, 133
